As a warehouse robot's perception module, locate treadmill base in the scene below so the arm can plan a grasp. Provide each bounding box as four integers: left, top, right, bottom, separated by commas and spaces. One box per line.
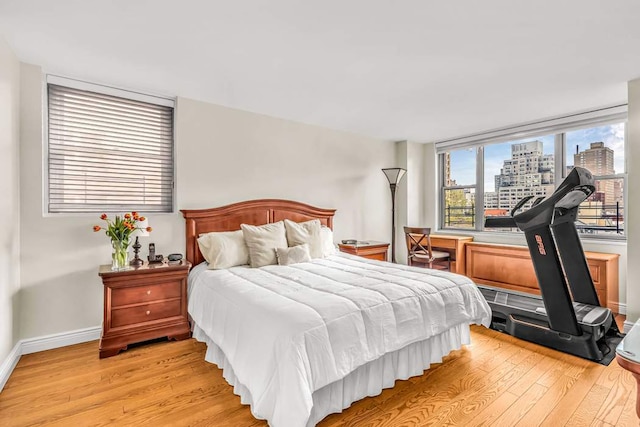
490, 312, 622, 365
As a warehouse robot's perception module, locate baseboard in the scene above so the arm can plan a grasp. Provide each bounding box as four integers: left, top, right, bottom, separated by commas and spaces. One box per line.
0, 326, 101, 392
615, 302, 627, 315
20, 326, 101, 355
0, 341, 22, 392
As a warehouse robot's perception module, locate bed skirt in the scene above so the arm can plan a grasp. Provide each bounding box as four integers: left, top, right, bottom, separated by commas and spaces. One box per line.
192, 322, 471, 426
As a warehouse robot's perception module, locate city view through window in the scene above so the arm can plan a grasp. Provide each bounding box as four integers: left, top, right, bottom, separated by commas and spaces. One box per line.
442, 123, 625, 236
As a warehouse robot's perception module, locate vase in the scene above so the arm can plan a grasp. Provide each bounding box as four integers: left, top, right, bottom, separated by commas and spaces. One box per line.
111, 240, 130, 271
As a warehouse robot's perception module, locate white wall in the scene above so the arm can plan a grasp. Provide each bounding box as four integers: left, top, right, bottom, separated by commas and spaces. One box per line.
0, 37, 21, 364
174, 97, 394, 246
423, 143, 439, 229
626, 78, 640, 323
17, 67, 395, 340
396, 141, 426, 264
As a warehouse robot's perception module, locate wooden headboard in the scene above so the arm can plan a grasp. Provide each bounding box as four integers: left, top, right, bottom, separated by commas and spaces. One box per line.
181, 199, 336, 265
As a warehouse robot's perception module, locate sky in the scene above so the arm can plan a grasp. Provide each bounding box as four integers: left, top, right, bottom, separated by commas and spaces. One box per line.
449, 123, 625, 192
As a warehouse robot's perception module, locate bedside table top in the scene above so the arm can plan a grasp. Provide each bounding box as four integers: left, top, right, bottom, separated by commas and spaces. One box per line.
98, 260, 192, 277
338, 240, 389, 248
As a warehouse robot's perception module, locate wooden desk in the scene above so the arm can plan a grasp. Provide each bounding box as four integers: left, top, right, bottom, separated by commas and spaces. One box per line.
412, 234, 473, 275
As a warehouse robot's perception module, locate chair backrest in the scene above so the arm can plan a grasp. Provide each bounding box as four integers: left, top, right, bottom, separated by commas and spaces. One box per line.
403, 226, 433, 260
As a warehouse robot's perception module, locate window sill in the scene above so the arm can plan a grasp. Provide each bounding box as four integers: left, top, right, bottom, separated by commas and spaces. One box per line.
436, 228, 627, 248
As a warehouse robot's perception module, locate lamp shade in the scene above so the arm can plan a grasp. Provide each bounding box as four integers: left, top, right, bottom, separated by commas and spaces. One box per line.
382, 168, 406, 185
133, 218, 150, 237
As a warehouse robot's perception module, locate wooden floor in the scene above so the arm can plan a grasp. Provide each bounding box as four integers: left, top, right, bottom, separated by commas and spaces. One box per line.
0, 324, 637, 426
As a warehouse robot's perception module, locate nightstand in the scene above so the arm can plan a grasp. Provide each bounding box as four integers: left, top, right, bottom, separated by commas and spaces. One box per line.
98, 260, 192, 358
338, 241, 390, 261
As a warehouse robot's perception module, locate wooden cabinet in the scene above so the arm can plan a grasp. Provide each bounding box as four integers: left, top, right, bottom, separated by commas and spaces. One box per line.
338, 241, 389, 261
98, 261, 192, 358
465, 242, 620, 312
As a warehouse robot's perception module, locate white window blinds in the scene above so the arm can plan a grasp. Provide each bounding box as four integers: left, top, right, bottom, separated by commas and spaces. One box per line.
434, 105, 627, 154
47, 82, 175, 213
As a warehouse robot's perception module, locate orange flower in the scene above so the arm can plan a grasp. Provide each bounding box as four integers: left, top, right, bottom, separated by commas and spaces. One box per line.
92, 212, 150, 243
146, 227, 153, 232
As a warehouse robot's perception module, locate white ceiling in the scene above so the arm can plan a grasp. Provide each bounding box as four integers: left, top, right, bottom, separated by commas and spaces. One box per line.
1, 0, 639, 142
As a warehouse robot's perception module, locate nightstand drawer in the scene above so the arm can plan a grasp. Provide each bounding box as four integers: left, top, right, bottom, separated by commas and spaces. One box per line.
111, 299, 182, 328
111, 281, 181, 307
365, 252, 387, 261
338, 241, 389, 262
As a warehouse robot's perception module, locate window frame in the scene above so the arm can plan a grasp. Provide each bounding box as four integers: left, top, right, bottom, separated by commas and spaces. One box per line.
439, 148, 482, 231
43, 75, 177, 216
437, 108, 628, 240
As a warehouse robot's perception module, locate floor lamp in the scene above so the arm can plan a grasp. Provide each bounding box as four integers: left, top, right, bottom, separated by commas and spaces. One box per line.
382, 168, 406, 263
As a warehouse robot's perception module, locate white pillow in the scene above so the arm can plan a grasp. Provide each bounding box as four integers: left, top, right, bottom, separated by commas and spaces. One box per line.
320, 226, 336, 257
241, 221, 288, 268
197, 230, 249, 269
275, 244, 311, 266
284, 219, 323, 259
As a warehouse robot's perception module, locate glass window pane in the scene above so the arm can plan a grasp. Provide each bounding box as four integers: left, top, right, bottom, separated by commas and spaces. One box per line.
483, 136, 555, 227
566, 123, 625, 175
443, 188, 475, 229
577, 177, 625, 236
566, 123, 625, 237
445, 148, 476, 186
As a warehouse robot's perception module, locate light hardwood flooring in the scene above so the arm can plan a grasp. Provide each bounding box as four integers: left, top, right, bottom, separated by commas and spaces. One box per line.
0, 324, 637, 426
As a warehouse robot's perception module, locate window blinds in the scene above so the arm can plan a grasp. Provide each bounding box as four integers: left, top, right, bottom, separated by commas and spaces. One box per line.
47, 83, 174, 213
434, 104, 627, 154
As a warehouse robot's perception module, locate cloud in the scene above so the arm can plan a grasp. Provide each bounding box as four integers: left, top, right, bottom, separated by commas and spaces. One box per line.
602, 123, 625, 173
566, 123, 625, 173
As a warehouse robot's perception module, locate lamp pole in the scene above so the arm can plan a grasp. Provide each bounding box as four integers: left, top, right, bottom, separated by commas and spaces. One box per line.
382, 168, 406, 263
389, 182, 398, 263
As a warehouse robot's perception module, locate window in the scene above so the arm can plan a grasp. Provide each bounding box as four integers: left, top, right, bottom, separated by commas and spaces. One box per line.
46, 77, 175, 214
442, 148, 476, 229
437, 106, 627, 239
566, 124, 626, 236
483, 135, 555, 232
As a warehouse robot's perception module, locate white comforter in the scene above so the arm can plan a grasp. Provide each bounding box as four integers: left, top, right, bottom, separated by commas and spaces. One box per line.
188, 253, 491, 427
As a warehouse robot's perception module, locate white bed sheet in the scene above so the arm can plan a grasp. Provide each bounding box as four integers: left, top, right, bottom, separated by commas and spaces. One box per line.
188, 253, 491, 427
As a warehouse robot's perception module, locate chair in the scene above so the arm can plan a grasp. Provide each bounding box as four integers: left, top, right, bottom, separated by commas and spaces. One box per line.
403, 227, 451, 271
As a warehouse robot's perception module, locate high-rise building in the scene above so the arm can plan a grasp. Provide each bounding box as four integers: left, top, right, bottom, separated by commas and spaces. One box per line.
443, 152, 455, 186
491, 140, 555, 211
573, 142, 615, 206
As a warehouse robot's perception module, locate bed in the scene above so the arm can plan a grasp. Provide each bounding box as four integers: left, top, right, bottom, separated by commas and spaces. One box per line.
182, 199, 492, 427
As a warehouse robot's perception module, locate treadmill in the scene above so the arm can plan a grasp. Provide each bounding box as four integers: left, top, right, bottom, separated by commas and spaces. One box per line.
480, 166, 622, 362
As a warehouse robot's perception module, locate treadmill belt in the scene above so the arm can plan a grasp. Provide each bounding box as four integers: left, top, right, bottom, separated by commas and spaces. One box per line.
480, 288, 544, 312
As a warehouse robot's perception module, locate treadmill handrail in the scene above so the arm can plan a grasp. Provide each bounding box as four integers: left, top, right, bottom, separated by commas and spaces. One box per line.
514, 167, 595, 231
511, 195, 534, 217
531, 196, 545, 207
484, 194, 534, 228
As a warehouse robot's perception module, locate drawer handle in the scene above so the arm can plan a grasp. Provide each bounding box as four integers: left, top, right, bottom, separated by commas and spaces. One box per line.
146, 310, 151, 315
146, 290, 151, 295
